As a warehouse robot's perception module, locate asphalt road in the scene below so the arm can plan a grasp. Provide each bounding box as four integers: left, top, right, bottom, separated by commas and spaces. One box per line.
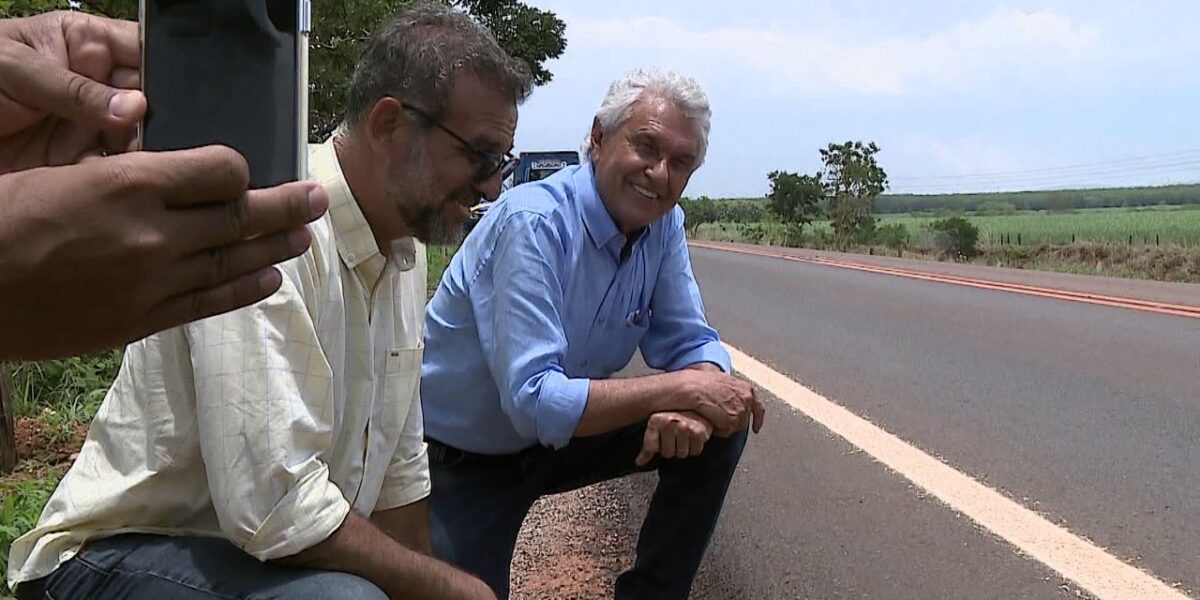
673, 246, 1200, 599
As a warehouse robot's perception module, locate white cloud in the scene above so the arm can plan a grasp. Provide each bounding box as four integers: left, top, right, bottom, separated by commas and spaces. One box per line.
564, 8, 1103, 97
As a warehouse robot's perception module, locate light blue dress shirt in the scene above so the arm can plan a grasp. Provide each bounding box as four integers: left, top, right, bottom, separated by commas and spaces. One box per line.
421, 163, 731, 454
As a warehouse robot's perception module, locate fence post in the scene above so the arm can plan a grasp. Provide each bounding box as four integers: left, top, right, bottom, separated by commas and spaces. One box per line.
1018, 233, 1022, 246
1129, 235, 1133, 245
1, 363, 16, 474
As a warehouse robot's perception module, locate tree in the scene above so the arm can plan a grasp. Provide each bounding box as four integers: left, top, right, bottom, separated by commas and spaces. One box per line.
766, 170, 823, 229
0, 1, 567, 142
820, 141, 888, 247
311, 0, 566, 140
452, 0, 565, 86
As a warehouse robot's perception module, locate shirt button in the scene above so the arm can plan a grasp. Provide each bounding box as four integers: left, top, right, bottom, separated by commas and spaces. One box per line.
348, 252, 357, 261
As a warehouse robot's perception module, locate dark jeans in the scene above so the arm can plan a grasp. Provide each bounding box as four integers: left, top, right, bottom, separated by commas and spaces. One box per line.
428, 421, 749, 600
15, 534, 386, 600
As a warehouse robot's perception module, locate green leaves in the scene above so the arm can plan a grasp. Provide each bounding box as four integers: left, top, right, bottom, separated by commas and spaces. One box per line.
767, 170, 824, 229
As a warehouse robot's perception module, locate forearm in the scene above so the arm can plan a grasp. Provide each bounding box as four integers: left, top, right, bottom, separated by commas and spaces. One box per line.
577, 371, 697, 437
372, 500, 434, 555
277, 511, 490, 600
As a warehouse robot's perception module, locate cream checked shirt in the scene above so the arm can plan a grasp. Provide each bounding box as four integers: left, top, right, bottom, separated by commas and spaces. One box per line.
8, 138, 430, 589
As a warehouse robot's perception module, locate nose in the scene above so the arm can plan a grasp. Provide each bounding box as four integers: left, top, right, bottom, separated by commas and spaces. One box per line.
644, 157, 669, 189
474, 172, 503, 201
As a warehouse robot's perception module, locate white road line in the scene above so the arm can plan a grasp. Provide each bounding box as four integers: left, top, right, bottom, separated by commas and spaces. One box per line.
724, 342, 1192, 600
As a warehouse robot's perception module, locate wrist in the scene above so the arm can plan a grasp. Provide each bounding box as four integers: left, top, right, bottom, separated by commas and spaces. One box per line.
660, 370, 697, 413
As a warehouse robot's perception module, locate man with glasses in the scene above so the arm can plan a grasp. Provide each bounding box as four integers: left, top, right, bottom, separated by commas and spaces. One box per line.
420, 68, 767, 600
7, 4, 528, 600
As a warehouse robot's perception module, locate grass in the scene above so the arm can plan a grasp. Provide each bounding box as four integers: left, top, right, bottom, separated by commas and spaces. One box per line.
427, 243, 458, 296
877, 206, 1200, 246
1, 245, 461, 596
698, 205, 1200, 248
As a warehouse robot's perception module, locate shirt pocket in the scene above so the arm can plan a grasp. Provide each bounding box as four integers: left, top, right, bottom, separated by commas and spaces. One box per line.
596, 305, 652, 373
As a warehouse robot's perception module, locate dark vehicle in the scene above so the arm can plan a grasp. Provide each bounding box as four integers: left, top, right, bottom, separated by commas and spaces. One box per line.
466, 151, 581, 232
511, 151, 581, 186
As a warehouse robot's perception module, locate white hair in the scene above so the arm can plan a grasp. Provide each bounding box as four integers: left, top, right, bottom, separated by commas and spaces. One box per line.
582, 68, 712, 168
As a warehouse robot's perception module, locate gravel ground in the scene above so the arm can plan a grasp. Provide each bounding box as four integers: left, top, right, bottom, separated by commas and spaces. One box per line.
509, 475, 644, 599
508, 471, 735, 600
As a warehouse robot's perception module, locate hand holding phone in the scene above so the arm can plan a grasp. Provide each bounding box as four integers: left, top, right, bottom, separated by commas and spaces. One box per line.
0, 11, 145, 174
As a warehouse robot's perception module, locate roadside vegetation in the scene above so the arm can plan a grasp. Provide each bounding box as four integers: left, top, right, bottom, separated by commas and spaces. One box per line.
680, 144, 1200, 283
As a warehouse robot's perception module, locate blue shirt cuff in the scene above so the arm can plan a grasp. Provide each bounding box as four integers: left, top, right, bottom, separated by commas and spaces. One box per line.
536, 374, 591, 449
669, 341, 732, 374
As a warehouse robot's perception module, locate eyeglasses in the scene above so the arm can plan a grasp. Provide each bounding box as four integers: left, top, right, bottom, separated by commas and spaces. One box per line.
399, 101, 518, 183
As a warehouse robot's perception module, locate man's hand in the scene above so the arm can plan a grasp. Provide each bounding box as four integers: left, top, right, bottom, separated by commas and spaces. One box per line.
677, 369, 765, 437
635, 411, 713, 466
0, 11, 144, 174
0, 146, 328, 360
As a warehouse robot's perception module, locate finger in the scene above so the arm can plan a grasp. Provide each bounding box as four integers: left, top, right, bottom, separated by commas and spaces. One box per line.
111, 146, 249, 208
0, 40, 146, 132
661, 426, 680, 459
111, 66, 139, 90
674, 433, 690, 459
636, 426, 660, 467
100, 69, 140, 153
173, 226, 311, 292
177, 182, 327, 253
691, 435, 706, 457
61, 12, 141, 70
147, 267, 283, 334
751, 394, 766, 433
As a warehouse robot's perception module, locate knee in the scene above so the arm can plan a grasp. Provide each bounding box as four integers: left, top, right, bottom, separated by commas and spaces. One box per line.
298, 572, 388, 600
708, 426, 749, 465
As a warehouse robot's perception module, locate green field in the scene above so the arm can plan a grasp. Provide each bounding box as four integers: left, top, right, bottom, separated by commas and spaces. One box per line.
695, 205, 1200, 247
879, 206, 1200, 246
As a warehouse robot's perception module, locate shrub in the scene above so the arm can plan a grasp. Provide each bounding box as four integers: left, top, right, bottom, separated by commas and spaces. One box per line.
927, 217, 980, 261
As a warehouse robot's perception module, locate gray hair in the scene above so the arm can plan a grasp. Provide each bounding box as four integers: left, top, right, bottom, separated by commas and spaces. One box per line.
344, 2, 534, 127
582, 68, 712, 168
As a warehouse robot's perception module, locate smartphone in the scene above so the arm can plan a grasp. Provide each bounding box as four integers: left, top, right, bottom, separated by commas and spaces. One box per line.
140, 0, 311, 188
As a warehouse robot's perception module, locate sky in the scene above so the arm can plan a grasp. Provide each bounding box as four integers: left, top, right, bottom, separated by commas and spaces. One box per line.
512, 1, 1200, 198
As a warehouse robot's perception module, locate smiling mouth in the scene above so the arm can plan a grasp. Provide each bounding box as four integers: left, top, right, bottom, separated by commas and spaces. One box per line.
631, 183, 659, 200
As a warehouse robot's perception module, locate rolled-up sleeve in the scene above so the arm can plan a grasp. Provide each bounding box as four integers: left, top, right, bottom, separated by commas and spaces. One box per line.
475, 212, 590, 449
186, 271, 348, 561
376, 385, 431, 510
640, 208, 732, 373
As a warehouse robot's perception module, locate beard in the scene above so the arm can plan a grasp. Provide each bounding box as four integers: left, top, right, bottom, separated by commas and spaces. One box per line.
397, 196, 465, 246
385, 144, 470, 246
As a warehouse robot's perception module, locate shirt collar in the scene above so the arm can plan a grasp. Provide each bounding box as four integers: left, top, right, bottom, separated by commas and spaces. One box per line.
315, 137, 417, 272
576, 162, 624, 250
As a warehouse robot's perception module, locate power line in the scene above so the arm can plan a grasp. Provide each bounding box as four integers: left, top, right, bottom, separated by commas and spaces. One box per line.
889, 148, 1200, 183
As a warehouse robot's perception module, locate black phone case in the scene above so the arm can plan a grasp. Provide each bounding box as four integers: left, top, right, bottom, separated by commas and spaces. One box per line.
141, 0, 308, 189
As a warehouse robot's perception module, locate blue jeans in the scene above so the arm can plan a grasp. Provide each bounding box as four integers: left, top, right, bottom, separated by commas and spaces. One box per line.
427, 421, 749, 600
15, 534, 386, 600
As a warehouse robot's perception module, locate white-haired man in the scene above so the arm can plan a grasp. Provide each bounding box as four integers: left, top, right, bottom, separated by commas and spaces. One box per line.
420, 69, 767, 599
